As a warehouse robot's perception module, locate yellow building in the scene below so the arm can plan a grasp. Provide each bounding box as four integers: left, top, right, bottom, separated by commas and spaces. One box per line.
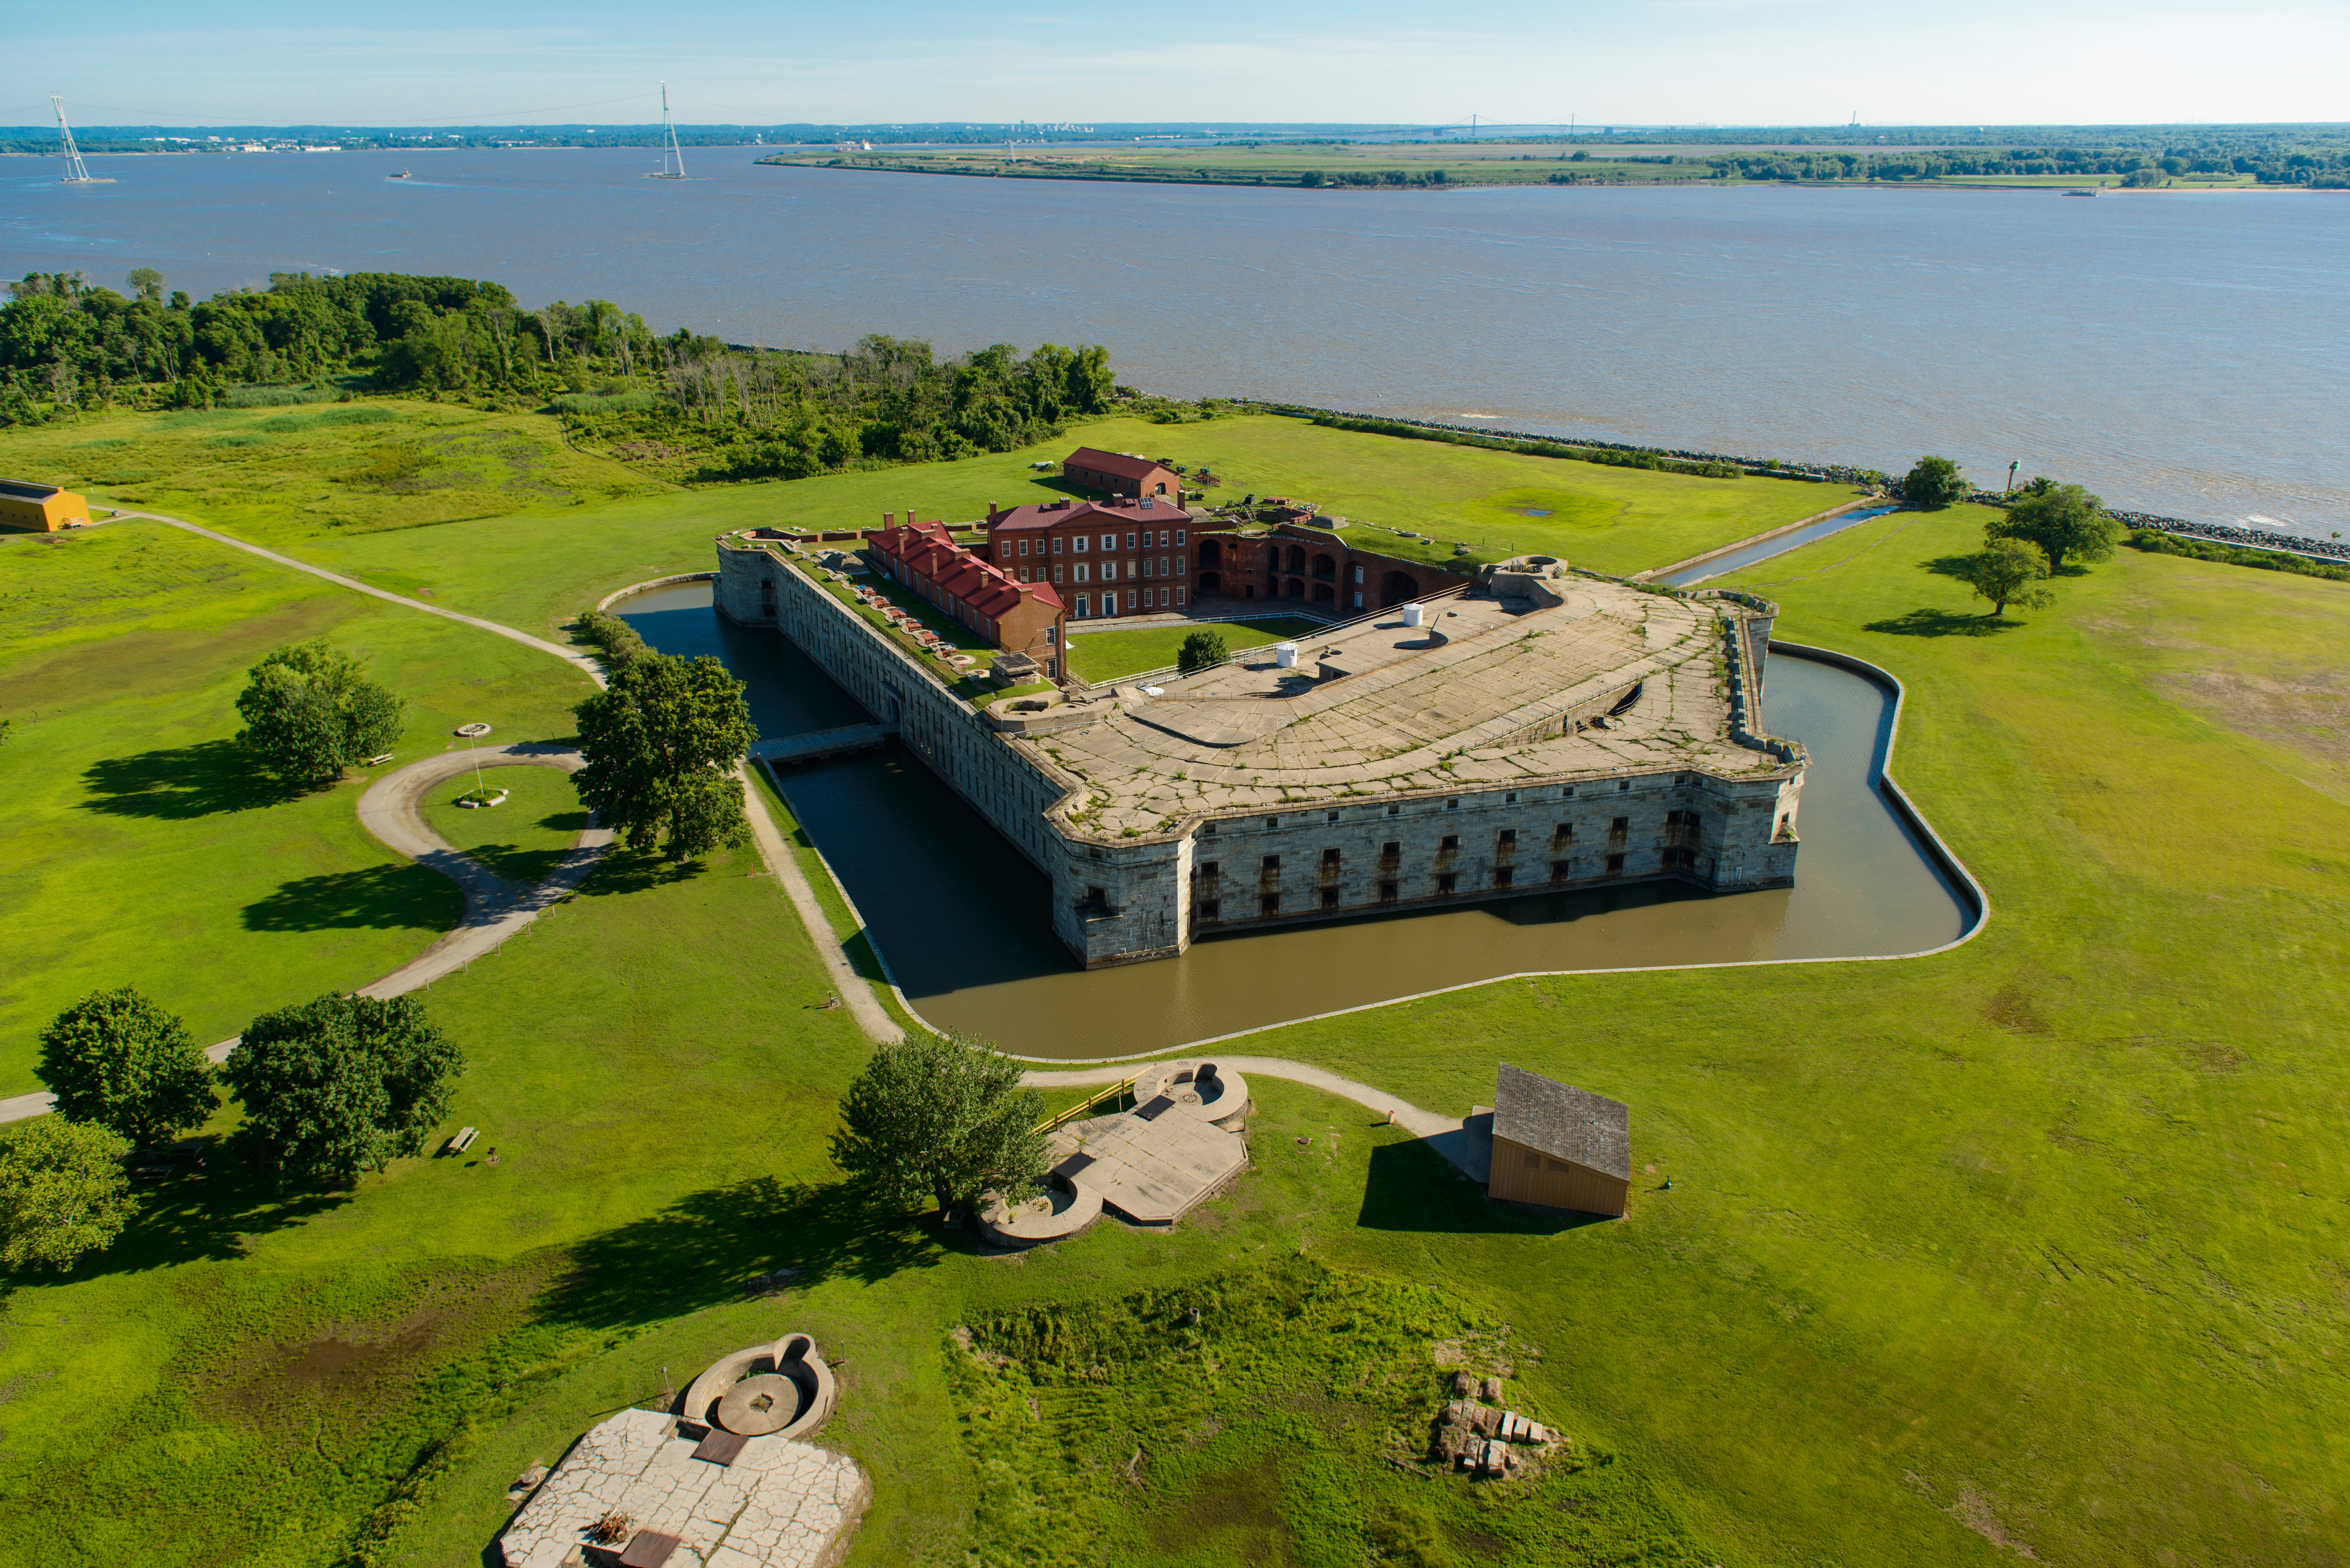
1482, 1063, 1631, 1217
0, 479, 93, 532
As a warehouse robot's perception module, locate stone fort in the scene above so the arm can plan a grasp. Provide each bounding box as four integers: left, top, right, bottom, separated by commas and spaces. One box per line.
716, 514, 1806, 969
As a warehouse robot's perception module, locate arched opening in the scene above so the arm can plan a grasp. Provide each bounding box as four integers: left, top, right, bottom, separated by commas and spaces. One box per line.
1381, 571, 1419, 607
1198, 538, 1222, 565
1284, 577, 1305, 600
1311, 581, 1336, 603
1310, 553, 1336, 580
1198, 569, 1222, 595
1285, 546, 1306, 572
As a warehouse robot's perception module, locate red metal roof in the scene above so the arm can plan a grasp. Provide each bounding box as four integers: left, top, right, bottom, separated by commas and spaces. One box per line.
1064, 447, 1174, 483
989, 497, 1180, 534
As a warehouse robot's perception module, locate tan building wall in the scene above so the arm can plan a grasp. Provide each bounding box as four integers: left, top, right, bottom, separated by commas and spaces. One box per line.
1487, 1133, 1629, 1217
0, 486, 91, 532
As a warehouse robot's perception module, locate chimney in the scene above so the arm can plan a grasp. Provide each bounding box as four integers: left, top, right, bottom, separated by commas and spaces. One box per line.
987, 501, 1001, 523
882, 511, 894, 528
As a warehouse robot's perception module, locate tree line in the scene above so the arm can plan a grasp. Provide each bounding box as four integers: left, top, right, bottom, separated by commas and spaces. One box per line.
1710, 143, 2350, 187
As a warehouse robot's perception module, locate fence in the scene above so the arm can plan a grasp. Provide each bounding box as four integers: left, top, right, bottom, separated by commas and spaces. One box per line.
1065, 582, 1472, 695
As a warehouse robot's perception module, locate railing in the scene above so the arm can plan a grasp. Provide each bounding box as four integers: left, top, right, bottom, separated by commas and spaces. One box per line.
1065, 581, 1472, 695
1034, 1077, 1137, 1135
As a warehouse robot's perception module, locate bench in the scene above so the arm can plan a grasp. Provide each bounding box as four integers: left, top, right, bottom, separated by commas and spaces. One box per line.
444, 1127, 480, 1156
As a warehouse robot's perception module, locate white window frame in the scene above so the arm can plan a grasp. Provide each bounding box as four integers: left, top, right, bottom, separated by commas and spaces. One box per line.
1175, 529, 1187, 545
1073, 535, 1088, 553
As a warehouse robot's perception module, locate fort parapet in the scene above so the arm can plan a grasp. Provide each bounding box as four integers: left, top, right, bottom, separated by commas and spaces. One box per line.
718, 535, 1805, 969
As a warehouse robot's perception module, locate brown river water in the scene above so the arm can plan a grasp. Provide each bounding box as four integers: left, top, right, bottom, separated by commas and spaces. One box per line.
619, 582, 1972, 1060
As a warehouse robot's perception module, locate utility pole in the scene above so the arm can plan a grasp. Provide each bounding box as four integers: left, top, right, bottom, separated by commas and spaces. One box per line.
2006, 460, 2019, 494
647, 83, 687, 179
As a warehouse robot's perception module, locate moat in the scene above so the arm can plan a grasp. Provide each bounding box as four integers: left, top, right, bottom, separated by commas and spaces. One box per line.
619, 582, 1972, 1059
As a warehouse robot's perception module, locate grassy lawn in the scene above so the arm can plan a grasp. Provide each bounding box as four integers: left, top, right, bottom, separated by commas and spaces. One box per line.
416, 763, 592, 886
760, 141, 1718, 190
2, 426, 2344, 1565
1063, 614, 1327, 684
3, 406, 1832, 652
0, 524, 592, 1090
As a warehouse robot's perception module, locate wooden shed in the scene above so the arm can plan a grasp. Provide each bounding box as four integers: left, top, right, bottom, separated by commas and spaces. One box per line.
1483, 1064, 1630, 1217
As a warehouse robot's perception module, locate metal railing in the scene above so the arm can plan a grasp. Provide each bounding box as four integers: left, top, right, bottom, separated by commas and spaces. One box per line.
1033, 1077, 1137, 1135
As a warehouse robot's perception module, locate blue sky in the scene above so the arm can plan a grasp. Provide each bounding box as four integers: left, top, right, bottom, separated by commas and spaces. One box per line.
5, 0, 2345, 128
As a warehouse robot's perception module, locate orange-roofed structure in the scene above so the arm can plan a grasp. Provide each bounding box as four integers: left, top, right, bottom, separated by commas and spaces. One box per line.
867, 518, 1068, 677
0, 478, 92, 532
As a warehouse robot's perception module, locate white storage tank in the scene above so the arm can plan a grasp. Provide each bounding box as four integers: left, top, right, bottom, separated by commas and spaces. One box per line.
1274, 641, 1299, 668
1402, 603, 1425, 628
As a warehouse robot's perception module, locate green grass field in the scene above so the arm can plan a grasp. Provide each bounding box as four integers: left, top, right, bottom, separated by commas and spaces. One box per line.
416, 763, 592, 886
1062, 614, 1325, 683
1, 405, 2344, 1566
758, 141, 1717, 190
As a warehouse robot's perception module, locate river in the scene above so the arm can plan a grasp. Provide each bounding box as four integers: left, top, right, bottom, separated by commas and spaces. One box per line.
618, 582, 1970, 1059
4, 146, 2346, 532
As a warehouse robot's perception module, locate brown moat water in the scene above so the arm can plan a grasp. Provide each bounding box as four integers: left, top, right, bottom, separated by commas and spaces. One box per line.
620, 583, 1971, 1059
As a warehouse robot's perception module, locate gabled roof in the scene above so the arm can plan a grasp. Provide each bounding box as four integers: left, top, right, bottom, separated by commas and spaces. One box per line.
1064, 447, 1173, 482
0, 478, 68, 502
990, 497, 1181, 534
1491, 1064, 1629, 1181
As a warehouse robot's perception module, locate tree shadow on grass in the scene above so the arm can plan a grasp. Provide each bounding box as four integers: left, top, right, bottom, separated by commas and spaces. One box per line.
458, 810, 591, 886
1861, 608, 2023, 639
81, 739, 304, 819
571, 845, 704, 899
52, 1150, 351, 1278
242, 863, 464, 932
1356, 1137, 1609, 1237
534, 1176, 939, 1331
1921, 554, 1981, 582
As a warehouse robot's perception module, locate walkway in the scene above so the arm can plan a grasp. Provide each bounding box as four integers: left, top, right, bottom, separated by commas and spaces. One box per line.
1020, 1056, 1488, 1181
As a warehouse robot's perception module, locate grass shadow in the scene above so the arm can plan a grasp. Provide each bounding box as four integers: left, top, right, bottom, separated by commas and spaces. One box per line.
534, 1176, 938, 1331
65, 1151, 352, 1274
1921, 553, 1981, 582
572, 845, 703, 899
1862, 608, 2023, 638
242, 863, 464, 932
460, 810, 590, 885
81, 739, 304, 819
1355, 1137, 1609, 1236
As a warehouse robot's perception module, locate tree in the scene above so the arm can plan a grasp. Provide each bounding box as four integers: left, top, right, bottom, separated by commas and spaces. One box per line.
0, 1118, 135, 1272
572, 653, 758, 860
223, 993, 462, 1191
1960, 538, 2056, 617
125, 267, 164, 304
234, 639, 406, 785
1176, 630, 1229, 674
1901, 455, 1970, 509
1990, 480, 2120, 572
828, 1033, 1045, 1217
36, 987, 216, 1149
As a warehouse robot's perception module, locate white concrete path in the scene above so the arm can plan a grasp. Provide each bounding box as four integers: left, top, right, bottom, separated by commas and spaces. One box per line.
1020, 1056, 1486, 1180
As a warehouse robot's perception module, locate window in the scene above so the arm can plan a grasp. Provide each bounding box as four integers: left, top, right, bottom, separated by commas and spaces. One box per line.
1260, 893, 1281, 915
1381, 841, 1400, 857
1174, 555, 1185, 574
1547, 1159, 1573, 1174
1524, 1151, 1542, 1170
1605, 854, 1626, 876
1505, 791, 1518, 804
1379, 880, 1399, 903
1321, 847, 1341, 864
1446, 798, 1459, 810
1142, 557, 1155, 578
1437, 872, 1458, 894
1074, 562, 1090, 583
1494, 866, 1514, 887
1440, 834, 1459, 851
1175, 587, 1186, 607
1073, 535, 1088, 552
1175, 529, 1186, 545
1053, 564, 1064, 584
1127, 590, 1138, 610
1554, 822, 1573, 842
1204, 821, 1218, 834
1611, 816, 1629, 834
1045, 626, 1057, 645
1387, 803, 1400, 817
1550, 860, 1572, 882
1200, 860, 1219, 877
1497, 828, 1517, 846
1053, 536, 1064, 554
1563, 785, 1576, 798
1018, 567, 1029, 582
1618, 780, 1631, 792
1199, 900, 1220, 921
1262, 854, 1281, 870
1320, 887, 1340, 909
1101, 561, 1117, 582
1266, 815, 1279, 829
1084, 886, 1110, 913
1125, 532, 1137, 548
1353, 565, 1364, 584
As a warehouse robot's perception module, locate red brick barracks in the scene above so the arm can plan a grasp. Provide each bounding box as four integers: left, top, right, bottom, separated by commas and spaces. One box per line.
868, 518, 1069, 674
1061, 446, 1180, 501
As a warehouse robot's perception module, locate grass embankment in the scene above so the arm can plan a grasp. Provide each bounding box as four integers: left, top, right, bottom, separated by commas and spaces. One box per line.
1063, 615, 1326, 684
0, 524, 589, 1088
415, 764, 592, 886
4, 428, 2343, 1565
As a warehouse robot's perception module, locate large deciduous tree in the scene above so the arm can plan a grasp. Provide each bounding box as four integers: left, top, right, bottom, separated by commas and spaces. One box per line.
36, 986, 217, 1149
1961, 538, 2057, 617
1177, 630, 1229, 674
1989, 480, 2121, 572
829, 1033, 1046, 1217
234, 638, 406, 785
0, 1118, 136, 1272
572, 652, 758, 861
1901, 455, 1970, 509
223, 993, 461, 1192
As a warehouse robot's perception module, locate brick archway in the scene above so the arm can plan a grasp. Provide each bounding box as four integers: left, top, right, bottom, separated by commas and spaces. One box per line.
1381, 570, 1420, 607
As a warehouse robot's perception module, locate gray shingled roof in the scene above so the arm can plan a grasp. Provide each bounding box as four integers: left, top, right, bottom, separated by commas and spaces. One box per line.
1492, 1064, 1630, 1181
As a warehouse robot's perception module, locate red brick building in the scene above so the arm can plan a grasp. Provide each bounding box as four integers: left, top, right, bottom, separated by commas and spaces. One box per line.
1062, 447, 1180, 501
979, 496, 1195, 621
1189, 523, 1443, 612
867, 519, 1069, 674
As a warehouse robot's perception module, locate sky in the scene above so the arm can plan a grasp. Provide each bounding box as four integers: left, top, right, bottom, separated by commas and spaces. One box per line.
4, 0, 2346, 129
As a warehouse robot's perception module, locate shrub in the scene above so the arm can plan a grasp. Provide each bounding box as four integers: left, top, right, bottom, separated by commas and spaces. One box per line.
1177, 630, 1229, 673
